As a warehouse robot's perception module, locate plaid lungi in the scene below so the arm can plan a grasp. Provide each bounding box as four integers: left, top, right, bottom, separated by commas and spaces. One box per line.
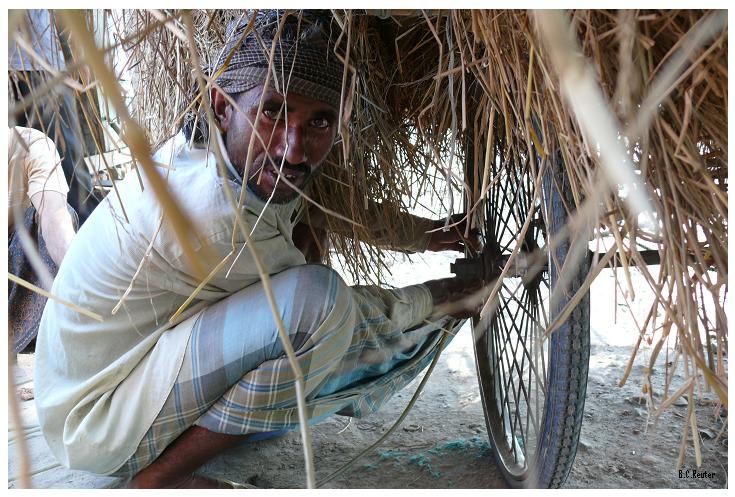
112, 264, 455, 476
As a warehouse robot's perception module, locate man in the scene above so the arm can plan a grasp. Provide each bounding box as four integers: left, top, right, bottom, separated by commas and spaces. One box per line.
9, 9, 101, 224
8, 126, 77, 354
35, 11, 482, 489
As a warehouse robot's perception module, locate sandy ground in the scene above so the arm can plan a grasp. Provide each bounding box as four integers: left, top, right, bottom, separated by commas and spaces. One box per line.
7, 251, 728, 489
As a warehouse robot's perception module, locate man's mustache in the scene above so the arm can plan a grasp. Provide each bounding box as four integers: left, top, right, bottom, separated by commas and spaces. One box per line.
249, 157, 311, 178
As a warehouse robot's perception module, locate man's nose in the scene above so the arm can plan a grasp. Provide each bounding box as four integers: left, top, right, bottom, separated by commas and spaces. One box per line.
279, 123, 307, 165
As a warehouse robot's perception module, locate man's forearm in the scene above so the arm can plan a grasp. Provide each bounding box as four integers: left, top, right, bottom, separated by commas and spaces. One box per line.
306, 203, 434, 253
30, 191, 76, 266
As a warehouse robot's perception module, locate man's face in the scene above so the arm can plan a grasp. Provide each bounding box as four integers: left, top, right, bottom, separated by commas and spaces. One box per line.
216, 85, 338, 204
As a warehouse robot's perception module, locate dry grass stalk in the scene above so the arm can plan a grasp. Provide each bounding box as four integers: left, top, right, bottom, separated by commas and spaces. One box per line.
8, 273, 104, 322
59, 10, 219, 282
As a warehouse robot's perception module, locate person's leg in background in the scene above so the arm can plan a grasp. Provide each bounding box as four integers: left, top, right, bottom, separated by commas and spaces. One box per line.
8, 204, 79, 355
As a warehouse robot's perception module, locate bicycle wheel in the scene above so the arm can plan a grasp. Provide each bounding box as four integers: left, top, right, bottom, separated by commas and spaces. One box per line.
472, 156, 590, 488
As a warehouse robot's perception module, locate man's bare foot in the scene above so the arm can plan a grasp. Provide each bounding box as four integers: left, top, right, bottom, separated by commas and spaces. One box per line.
124, 425, 252, 489
128, 473, 255, 489
173, 474, 232, 489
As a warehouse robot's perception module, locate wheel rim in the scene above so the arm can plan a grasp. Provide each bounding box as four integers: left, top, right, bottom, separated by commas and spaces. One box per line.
474, 160, 551, 483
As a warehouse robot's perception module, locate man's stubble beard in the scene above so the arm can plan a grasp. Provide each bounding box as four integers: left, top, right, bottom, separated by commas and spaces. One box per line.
246, 175, 298, 204
246, 165, 323, 204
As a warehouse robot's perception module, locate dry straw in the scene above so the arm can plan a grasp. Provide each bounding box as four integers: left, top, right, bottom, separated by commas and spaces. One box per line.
8, 8, 727, 486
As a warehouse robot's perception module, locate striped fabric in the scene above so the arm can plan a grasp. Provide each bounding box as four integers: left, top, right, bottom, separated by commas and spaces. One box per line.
111, 264, 456, 476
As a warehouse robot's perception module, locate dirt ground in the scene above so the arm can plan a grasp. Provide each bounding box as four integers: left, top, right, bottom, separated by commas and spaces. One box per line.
8, 252, 728, 489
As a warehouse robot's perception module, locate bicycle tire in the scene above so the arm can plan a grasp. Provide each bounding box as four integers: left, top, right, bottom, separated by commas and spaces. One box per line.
472, 155, 590, 488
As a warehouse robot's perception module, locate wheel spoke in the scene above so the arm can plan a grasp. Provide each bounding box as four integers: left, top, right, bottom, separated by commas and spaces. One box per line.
495, 176, 526, 247
505, 287, 542, 446
493, 282, 542, 461
489, 279, 547, 460
490, 291, 542, 467
493, 288, 523, 451
501, 285, 549, 390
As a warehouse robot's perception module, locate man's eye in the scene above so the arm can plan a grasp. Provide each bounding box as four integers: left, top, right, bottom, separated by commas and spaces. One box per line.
312, 118, 331, 129
263, 108, 281, 120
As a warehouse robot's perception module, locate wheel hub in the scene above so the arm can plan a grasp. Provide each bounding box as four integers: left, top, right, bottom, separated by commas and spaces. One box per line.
450, 243, 504, 282
450, 241, 547, 285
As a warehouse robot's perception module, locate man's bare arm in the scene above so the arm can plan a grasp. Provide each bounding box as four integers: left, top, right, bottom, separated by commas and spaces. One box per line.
304, 203, 480, 254
423, 276, 486, 319
30, 190, 76, 266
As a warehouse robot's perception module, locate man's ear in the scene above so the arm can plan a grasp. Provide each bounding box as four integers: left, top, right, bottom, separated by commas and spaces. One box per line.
211, 87, 230, 132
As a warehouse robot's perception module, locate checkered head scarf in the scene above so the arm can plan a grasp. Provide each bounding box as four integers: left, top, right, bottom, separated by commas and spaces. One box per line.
184, 10, 345, 144
213, 10, 345, 110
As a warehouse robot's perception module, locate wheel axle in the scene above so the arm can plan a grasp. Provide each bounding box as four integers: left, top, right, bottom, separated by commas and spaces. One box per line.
451, 249, 663, 281
450, 244, 547, 281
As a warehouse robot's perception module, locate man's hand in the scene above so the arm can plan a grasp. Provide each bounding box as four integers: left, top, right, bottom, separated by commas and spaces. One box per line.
426, 214, 481, 253
424, 276, 486, 319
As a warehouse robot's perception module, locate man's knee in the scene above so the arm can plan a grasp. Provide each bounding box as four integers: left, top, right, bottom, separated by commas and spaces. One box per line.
283, 264, 349, 348
289, 263, 339, 287
290, 264, 344, 310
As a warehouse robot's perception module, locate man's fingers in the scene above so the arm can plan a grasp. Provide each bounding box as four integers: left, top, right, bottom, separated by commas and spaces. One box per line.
427, 226, 483, 253
425, 276, 488, 319
463, 228, 482, 252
